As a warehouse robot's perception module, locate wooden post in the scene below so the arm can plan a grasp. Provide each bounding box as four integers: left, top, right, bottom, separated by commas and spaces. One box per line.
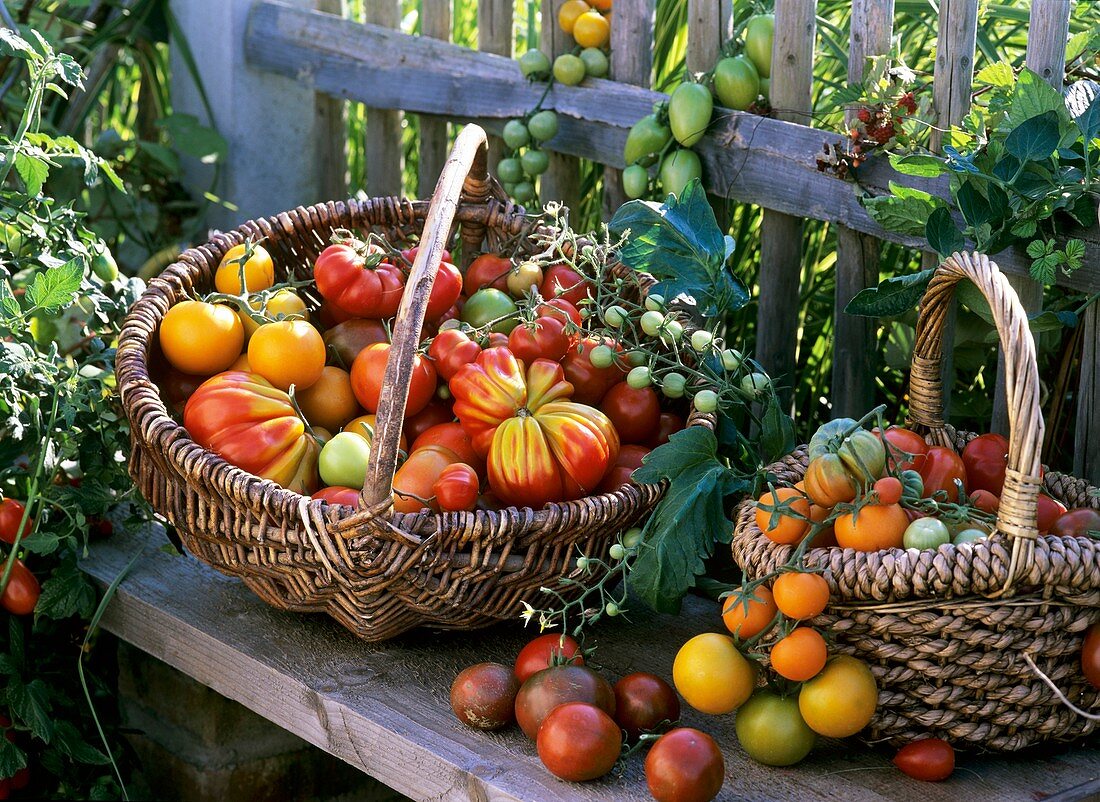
364, 0, 404, 196
539, 0, 580, 211
316, 0, 348, 200
684, 0, 733, 225
477, 0, 512, 170
831, 0, 893, 420
1076, 309, 1100, 483
755, 0, 816, 403
418, 0, 452, 197
602, 0, 655, 218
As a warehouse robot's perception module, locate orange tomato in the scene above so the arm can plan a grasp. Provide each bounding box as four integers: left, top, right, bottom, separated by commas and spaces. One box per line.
772, 571, 830, 620
159, 300, 244, 376
295, 366, 360, 432
803, 454, 856, 507
589, 0, 611, 10
770, 627, 828, 682
873, 476, 903, 505
722, 585, 777, 640
392, 444, 460, 513
238, 288, 307, 339
351, 343, 438, 418
755, 487, 810, 545
835, 503, 908, 551
572, 10, 610, 48
247, 320, 326, 391
214, 242, 275, 294
229, 353, 252, 371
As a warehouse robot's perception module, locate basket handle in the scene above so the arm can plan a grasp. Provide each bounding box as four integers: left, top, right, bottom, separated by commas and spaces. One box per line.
906, 251, 1045, 589
359, 124, 492, 513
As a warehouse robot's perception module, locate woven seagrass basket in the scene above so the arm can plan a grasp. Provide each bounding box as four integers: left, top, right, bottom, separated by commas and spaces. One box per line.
116, 125, 706, 641
732, 251, 1100, 751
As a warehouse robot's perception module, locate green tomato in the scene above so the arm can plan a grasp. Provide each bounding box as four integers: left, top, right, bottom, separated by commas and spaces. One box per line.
461, 288, 519, 334
640, 310, 665, 336
502, 119, 531, 150
668, 82, 714, 147
625, 350, 647, 367
659, 319, 683, 343
627, 366, 652, 389
521, 149, 550, 176
512, 181, 536, 203
740, 372, 770, 395
759, 77, 770, 104
497, 157, 523, 184
90, 245, 119, 282
660, 148, 703, 198
603, 305, 628, 328
644, 294, 665, 312
721, 348, 743, 371
735, 690, 815, 767
589, 344, 615, 369
690, 330, 713, 352
609, 543, 626, 561
518, 48, 551, 79
662, 372, 686, 398
744, 14, 776, 79
576, 556, 591, 571
553, 54, 586, 86
502, 181, 517, 195
319, 432, 372, 489
622, 164, 649, 199
693, 389, 719, 413
0, 222, 26, 257
579, 47, 609, 78
713, 55, 760, 111
623, 114, 673, 167
903, 518, 951, 550
527, 110, 559, 142
901, 469, 924, 499
622, 527, 643, 548
953, 528, 988, 545
605, 601, 621, 616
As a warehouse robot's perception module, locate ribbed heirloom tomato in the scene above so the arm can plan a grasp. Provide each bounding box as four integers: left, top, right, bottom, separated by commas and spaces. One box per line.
313, 241, 405, 317
450, 348, 619, 508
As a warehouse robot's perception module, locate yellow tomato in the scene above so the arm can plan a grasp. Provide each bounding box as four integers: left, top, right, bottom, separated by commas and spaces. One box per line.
798, 655, 878, 738
673, 632, 756, 714
159, 300, 243, 376
238, 289, 308, 339
215, 243, 275, 295
572, 10, 610, 49
247, 320, 326, 391
557, 0, 591, 33
295, 366, 361, 432
229, 353, 252, 371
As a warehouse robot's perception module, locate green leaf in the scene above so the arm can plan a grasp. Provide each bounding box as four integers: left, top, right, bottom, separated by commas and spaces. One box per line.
925, 207, 964, 257
956, 179, 993, 229
98, 159, 125, 192
37, 563, 96, 620
1008, 68, 1070, 130
25, 258, 84, 312
55, 53, 85, 89
628, 427, 745, 613
1064, 239, 1086, 272
0, 280, 19, 321
1067, 82, 1100, 142
759, 393, 795, 464
0, 29, 35, 61
862, 187, 941, 236
1031, 254, 1058, 284
844, 269, 934, 317
14, 153, 48, 197
0, 653, 19, 676
1004, 111, 1061, 162
19, 531, 63, 556
1026, 239, 1052, 259
52, 721, 110, 765
7, 678, 53, 743
956, 279, 994, 324
888, 153, 947, 178
0, 739, 26, 779
158, 113, 227, 164
975, 61, 1015, 88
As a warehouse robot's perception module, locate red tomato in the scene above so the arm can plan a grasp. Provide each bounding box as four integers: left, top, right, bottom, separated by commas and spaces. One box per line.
969, 489, 1000, 515
651, 412, 686, 447
159, 366, 207, 415
466, 253, 512, 293
876, 426, 929, 473
537, 702, 622, 782
919, 446, 966, 500
412, 423, 481, 472
514, 664, 615, 740
1037, 494, 1067, 534
893, 738, 955, 782
514, 633, 584, 683
0, 499, 30, 545
601, 383, 661, 445
540, 263, 593, 307
392, 445, 460, 514
645, 728, 724, 802
537, 297, 583, 328
311, 486, 360, 505
962, 433, 1008, 496
508, 316, 569, 364
401, 245, 452, 266
313, 242, 405, 317
613, 672, 681, 740
425, 261, 463, 322
597, 444, 650, 493
403, 400, 455, 443
184, 371, 320, 493
427, 328, 482, 381
350, 343, 437, 418
0, 558, 39, 616
1082, 622, 1100, 689
450, 662, 519, 730
562, 337, 627, 406
433, 463, 480, 511
1052, 508, 1100, 538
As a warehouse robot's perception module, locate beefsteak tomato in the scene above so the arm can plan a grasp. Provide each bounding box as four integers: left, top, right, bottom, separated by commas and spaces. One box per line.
961, 433, 1008, 496
313, 241, 405, 317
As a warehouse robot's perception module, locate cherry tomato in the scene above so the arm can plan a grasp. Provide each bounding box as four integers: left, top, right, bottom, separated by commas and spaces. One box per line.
450, 662, 519, 730
962, 433, 1008, 496
433, 463, 479, 512
770, 627, 828, 682
876, 426, 929, 473
0, 558, 39, 615
427, 328, 482, 380
1081, 622, 1100, 689
735, 690, 815, 767
322, 318, 389, 369
1053, 508, 1100, 538
613, 672, 681, 740
645, 728, 724, 802
536, 297, 583, 328
540, 263, 593, 307
722, 584, 777, 640
969, 489, 1000, 514
919, 447, 967, 500
673, 633, 755, 714
248, 319, 327, 391
772, 571, 830, 620
835, 503, 908, 551
295, 366, 360, 432
600, 383, 661, 445
562, 337, 627, 405
214, 242, 275, 294
350, 343, 437, 417
514, 664, 615, 740
597, 444, 650, 493
874, 476, 903, 505
893, 738, 955, 782
537, 702, 621, 782
514, 633, 583, 683
465, 253, 512, 293
425, 260, 463, 321
0, 500, 30, 545
313, 241, 405, 317
1037, 494, 1068, 534
507, 316, 569, 364
159, 300, 244, 376
755, 487, 810, 545
403, 400, 455, 443
798, 655, 878, 738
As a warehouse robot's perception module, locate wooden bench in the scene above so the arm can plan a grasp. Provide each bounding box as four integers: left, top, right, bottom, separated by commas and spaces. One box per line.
81, 525, 1100, 802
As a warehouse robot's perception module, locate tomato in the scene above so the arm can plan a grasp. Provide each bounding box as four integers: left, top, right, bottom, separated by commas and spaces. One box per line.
313, 242, 405, 317
539, 264, 593, 309
722, 584, 777, 639
572, 10, 609, 48
835, 503, 907, 551
578, 46, 609, 78
600, 383, 660, 445
668, 82, 713, 147
919, 446, 967, 500
969, 489, 1000, 514
433, 463, 479, 512
0, 559, 39, 616
450, 349, 619, 508
461, 288, 518, 334
450, 662, 519, 730
557, 0, 590, 34
553, 53, 586, 86
537, 297, 583, 329
318, 431, 372, 488
1082, 622, 1100, 689
318, 300, 355, 328
903, 517, 950, 550
537, 702, 620, 782
515, 664, 615, 740
344, 414, 407, 452
735, 690, 815, 767
157, 365, 207, 415
350, 343, 437, 417
508, 316, 569, 364
506, 261, 544, 299
772, 571, 830, 620
660, 148, 703, 197
239, 289, 308, 340
1053, 508, 1100, 538
392, 445, 459, 513
526, 112, 559, 145
215, 242, 275, 294
465, 254, 512, 293
295, 366, 360, 432
962, 433, 1008, 496
597, 443, 650, 493
514, 633, 584, 683
623, 164, 649, 199
953, 528, 988, 545
518, 48, 551, 78
744, 13, 775, 78
613, 673, 681, 740
311, 486, 360, 505
0, 500, 30, 545
1037, 494, 1068, 534
646, 729, 724, 802
872, 476, 903, 505
804, 454, 857, 507
247, 319, 327, 392
770, 627, 828, 682
402, 400, 455, 443
893, 738, 955, 782
713, 55, 759, 111
562, 337, 627, 405
755, 487, 810, 545
876, 426, 929, 473
673, 633, 755, 714
411, 423, 481, 472
624, 113, 673, 167
651, 412, 685, 447
322, 318, 389, 369
423, 260, 463, 322
184, 371, 320, 493
159, 301, 244, 376
798, 655, 878, 738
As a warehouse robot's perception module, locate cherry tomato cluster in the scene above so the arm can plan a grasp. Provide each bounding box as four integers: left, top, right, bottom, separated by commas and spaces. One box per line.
450, 633, 725, 801
0, 499, 40, 617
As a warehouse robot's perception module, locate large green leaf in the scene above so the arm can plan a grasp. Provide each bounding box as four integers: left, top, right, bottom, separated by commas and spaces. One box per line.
925, 207, 964, 257
1004, 111, 1061, 162
1008, 68, 1070, 130
25, 258, 83, 312
7, 677, 53, 743
862, 187, 942, 236
844, 269, 934, 317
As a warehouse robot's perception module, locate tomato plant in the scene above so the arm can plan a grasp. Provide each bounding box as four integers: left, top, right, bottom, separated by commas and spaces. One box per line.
351, 343, 438, 417
735, 691, 815, 767
744, 13, 775, 77
313, 241, 405, 317
450, 662, 519, 730
536, 702, 621, 782
673, 633, 755, 714
893, 739, 955, 782
714, 55, 760, 111
613, 672, 681, 740
668, 82, 713, 147
514, 664, 615, 740
514, 634, 583, 683
645, 728, 724, 802
961, 433, 1008, 496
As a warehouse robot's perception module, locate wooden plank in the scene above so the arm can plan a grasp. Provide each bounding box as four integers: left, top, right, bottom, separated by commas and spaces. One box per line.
81, 523, 1100, 802
831, 0, 893, 420
756, 0, 816, 401
1075, 306, 1100, 484
364, 0, 405, 196
602, 0, 655, 219
539, 0, 580, 211
316, 0, 348, 200
418, 0, 452, 198
477, 0, 512, 171
242, 1, 1100, 293
685, 0, 732, 225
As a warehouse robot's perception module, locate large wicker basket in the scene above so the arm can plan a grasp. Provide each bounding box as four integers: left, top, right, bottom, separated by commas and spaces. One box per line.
733, 251, 1100, 751
117, 125, 700, 641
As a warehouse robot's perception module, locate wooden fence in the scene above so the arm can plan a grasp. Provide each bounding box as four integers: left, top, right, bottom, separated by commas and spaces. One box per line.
174, 0, 1100, 482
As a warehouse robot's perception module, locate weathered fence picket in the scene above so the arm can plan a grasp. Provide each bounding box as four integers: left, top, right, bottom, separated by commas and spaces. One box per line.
315, 0, 349, 199
477, 0, 513, 169
539, 0, 581, 212
363, 0, 404, 196
418, 0, 453, 197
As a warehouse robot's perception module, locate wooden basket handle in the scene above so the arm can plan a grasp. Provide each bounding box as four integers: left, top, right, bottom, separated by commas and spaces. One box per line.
359, 124, 491, 513
906, 251, 1045, 589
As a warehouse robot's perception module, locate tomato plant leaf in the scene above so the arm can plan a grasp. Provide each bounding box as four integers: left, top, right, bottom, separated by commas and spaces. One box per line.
0, 29, 36, 61
37, 559, 96, 620
862, 186, 942, 236
888, 153, 946, 178
0, 279, 20, 321
760, 392, 796, 464
975, 61, 1015, 89
14, 152, 49, 197
7, 677, 53, 743
53, 721, 110, 765
925, 207, 964, 257
1004, 111, 1061, 162
844, 269, 933, 317
25, 258, 83, 313
0, 738, 26, 779
1008, 68, 1070, 130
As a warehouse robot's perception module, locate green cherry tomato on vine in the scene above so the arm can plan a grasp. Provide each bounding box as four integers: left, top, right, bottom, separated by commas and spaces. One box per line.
553, 54, 586, 86
605, 601, 621, 616
497, 157, 523, 184
518, 49, 551, 79
622, 527, 643, 549
623, 165, 649, 199
576, 556, 591, 571
902, 518, 951, 550
693, 389, 719, 413
589, 344, 616, 369
319, 431, 372, 488
644, 294, 665, 312
527, 110, 559, 142
740, 372, 770, 395
625, 350, 647, 367
513, 181, 536, 203
609, 543, 626, 561
603, 305, 628, 328
502, 181, 517, 195
502, 119, 531, 149
662, 372, 686, 398
721, 348, 743, 371
521, 149, 550, 176
627, 366, 652, 389
90, 245, 119, 282
579, 47, 609, 78
640, 310, 665, 336
660, 319, 684, 343
690, 330, 713, 352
